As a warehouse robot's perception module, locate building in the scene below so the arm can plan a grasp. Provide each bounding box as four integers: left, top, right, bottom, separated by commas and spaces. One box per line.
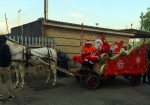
11, 18, 135, 60
120, 29, 150, 47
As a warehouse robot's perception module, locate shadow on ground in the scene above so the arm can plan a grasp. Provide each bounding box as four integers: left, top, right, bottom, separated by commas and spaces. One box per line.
26, 80, 66, 91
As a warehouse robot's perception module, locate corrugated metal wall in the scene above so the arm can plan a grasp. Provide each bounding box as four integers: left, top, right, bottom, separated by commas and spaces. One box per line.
11, 19, 42, 37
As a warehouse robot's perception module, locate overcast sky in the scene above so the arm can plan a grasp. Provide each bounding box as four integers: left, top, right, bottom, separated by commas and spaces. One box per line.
0, 0, 149, 33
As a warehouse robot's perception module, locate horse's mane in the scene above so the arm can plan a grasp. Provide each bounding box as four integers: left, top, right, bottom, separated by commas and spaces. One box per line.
6, 36, 25, 48
6, 36, 19, 44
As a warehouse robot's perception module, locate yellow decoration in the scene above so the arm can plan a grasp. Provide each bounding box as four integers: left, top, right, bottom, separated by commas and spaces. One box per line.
98, 39, 150, 75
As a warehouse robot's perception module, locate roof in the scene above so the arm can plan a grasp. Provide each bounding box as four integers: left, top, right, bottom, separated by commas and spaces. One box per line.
43, 19, 134, 36
118, 29, 150, 38
11, 18, 140, 37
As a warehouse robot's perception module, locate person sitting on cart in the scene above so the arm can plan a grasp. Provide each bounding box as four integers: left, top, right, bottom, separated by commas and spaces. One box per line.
82, 38, 107, 69
82, 36, 118, 70
81, 40, 96, 58
73, 40, 96, 64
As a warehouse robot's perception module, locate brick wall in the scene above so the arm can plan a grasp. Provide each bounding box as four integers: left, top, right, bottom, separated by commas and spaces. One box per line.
43, 26, 130, 66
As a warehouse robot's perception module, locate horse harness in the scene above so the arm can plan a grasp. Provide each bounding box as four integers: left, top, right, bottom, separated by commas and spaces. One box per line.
11, 46, 55, 68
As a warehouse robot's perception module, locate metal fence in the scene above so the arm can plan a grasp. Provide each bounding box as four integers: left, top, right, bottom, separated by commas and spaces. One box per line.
6, 35, 56, 49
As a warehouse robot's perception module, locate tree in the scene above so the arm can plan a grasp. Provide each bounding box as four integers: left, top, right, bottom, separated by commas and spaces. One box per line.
140, 8, 150, 32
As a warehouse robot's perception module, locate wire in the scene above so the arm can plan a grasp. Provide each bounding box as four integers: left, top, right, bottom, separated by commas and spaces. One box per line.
41, 12, 44, 17
8, 17, 17, 23
55, 0, 140, 22
8, 0, 43, 23
0, 20, 5, 22
23, 0, 42, 10
21, 0, 43, 15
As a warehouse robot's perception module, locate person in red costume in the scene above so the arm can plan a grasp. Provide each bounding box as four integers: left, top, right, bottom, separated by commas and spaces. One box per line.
73, 40, 96, 64
83, 39, 104, 69
73, 36, 119, 70
100, 36, 111, 55
83, 36, 118, 70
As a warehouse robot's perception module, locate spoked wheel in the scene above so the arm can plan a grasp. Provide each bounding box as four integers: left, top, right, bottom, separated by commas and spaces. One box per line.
130, 74, 142, 86
75, 70, 89, 82
86, 75, 100, 89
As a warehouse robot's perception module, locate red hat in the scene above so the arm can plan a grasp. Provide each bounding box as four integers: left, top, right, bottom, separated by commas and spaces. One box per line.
85, 40, 91, 44
100, 36, 106, 41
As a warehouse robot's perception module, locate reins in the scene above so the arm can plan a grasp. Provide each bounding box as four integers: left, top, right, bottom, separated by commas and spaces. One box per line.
11, 49, 24, 56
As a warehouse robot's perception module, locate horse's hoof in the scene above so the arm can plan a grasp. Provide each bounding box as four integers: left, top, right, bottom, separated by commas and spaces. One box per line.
45, 81, 49, 84
52, 83, 56, 86
19, 87, 24, 90
13, 85, 18, 89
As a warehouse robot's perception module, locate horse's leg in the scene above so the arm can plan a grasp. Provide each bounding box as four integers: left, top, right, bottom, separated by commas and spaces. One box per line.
36, 66, 40, 79
51, 65, 57, 86
45, 66, 50, 84
19, 65, 25, 90
36, 65, 44, 79
13, 67, 20, 89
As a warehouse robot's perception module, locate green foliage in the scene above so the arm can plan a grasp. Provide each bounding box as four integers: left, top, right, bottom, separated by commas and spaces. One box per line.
141, 8, 150, 32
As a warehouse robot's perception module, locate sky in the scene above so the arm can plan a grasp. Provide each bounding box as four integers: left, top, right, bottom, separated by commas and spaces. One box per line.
0, 0, 150, 34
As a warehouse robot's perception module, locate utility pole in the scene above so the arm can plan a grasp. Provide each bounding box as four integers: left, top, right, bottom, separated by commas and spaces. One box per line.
44, 0, 48, 20
44, 0, 48, 36
80, 23, 84, 54
18, 9, 21, 26
5, 13, 9, 34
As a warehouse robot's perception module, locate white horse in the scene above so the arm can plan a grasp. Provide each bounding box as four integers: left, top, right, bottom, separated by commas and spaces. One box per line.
6, 37, 57, 90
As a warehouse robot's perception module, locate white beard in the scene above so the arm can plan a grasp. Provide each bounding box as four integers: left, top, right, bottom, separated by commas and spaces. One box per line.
95, 43, 100, 50
95, 43, 102, 53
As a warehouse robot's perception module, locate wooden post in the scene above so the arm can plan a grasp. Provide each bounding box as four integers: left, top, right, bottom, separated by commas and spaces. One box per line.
80, 23, 84, 54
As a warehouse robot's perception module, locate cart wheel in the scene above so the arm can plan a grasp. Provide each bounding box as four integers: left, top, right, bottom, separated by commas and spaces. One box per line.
86, 75, 100, 89
130, 74, 141, 86
109, 75, 116, 79
123, 74, 131, 80
75, 70, 89, 82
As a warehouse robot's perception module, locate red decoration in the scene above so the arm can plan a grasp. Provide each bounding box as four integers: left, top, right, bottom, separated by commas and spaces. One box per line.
104, 45, 148, 77
113, 40, 124, 53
